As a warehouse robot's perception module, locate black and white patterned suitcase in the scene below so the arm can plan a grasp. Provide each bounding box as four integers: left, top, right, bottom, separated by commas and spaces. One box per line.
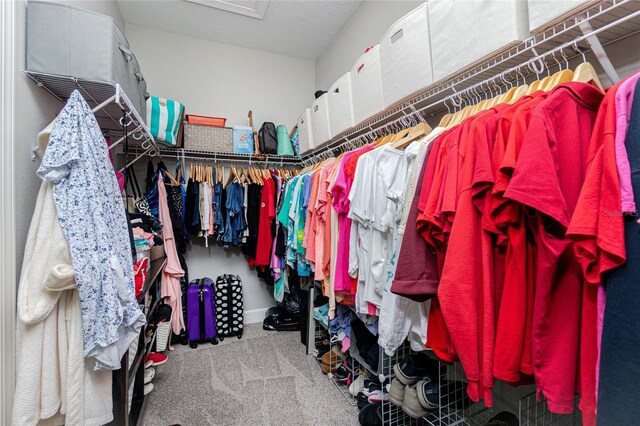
214, 274, 244, 339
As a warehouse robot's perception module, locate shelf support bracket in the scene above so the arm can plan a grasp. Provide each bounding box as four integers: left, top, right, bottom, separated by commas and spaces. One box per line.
578, 19, 620, 84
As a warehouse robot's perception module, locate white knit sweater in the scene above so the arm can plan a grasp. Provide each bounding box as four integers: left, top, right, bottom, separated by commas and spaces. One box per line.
13, 181, 113, 426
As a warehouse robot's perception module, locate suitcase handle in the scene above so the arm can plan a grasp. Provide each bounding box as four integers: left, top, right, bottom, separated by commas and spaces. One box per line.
118, 44, 134, 63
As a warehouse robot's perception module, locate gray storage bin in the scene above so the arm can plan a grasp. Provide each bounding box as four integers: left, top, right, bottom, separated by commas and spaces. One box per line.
184, 124, 234, 152
26, 0, 147, 116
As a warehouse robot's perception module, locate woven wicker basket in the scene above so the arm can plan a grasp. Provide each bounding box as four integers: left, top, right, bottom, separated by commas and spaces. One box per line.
184, 123, 233, 152
155, 318, 172, 352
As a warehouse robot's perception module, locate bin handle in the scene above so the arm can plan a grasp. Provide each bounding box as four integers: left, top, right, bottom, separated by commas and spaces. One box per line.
118, 44, 133, 62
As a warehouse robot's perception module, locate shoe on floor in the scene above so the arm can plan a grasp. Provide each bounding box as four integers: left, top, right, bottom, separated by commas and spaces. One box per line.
393, 352, 440, 385
358, 402, 382, 426
144, 359, 153, 369
484, 411, 519, 426
416, 379, 439, 410
349, 372, 368, 396
144, 383, 154, 396
389, 378, 405, 406
357, 392, 370, 410
144, 367, 155, 384
402, 384, 430, 419
334, 358, 354, 382
320, 347, 344, 375
362, 378, 382, 397
144, 352, 168, 366
367, 388, 388, 403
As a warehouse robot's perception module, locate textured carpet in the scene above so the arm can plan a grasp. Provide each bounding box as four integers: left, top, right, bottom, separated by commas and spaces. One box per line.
141, 323, 360, 426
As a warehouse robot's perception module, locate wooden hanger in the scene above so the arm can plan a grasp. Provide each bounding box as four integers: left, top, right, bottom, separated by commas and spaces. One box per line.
573, 61, 604, 91
392, 122, 432, 150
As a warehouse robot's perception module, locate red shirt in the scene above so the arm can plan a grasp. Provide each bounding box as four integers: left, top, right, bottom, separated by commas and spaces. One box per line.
566, 82, 626, 426
438, 108, 501, 406
504, 82, 604, 415
254, 177, 275, 266
492, 93, 549, 383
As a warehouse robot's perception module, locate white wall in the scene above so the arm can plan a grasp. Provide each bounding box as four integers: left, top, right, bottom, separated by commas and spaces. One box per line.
314, 0, 425, 90
56, 0, 125, 29
125, 23, 316, 130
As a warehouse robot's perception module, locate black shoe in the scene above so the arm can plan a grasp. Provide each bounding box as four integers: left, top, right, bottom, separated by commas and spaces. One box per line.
358, 402, 382, 426
357, 392, 370, 410
363, 378, 382, 396
393, 352, 441, 385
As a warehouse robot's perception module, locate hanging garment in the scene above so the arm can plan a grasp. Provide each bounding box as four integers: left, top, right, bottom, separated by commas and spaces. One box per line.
595, 77, 640, 426
13, 179, 112, 426
37, 90, 144, 370
502, 83, 604, 414
255, 177, 276, 266
158, 174, 186, 335
566, 79, 629, 425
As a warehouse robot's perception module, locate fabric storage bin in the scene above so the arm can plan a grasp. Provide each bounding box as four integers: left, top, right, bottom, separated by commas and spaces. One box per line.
429, 0, 529, 82
146, 97, 185, 147
184, 124, 233, 152
232, 126, 255, 154
351, 45, 384, 125
297, 109, 315, 155
528, 0, 596, 32
380, 3, 433, 108
327, 72, 355, 136
26, 0, 147, 116
310, 94, 332, 147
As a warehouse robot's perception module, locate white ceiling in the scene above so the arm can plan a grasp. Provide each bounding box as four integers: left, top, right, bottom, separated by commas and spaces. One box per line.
117, 0, 363, 59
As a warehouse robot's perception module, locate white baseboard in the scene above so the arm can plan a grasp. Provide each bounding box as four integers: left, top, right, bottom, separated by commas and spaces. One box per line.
244, 306, 274, 324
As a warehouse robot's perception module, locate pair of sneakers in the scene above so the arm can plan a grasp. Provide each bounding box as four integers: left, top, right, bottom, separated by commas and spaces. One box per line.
388, 353, 441, 419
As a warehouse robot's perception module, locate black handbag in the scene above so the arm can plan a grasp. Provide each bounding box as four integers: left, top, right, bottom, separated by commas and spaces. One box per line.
258, 122, 278, 154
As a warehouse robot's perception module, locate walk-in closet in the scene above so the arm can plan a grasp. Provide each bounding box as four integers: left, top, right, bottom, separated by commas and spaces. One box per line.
3, 0, 640, 425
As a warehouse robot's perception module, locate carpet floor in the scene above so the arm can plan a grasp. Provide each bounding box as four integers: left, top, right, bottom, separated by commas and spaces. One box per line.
141, 323, 360, 426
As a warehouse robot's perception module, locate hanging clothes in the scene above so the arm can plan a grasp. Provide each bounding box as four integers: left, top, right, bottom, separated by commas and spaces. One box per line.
158, 174, 186, 335
37, 90, 144, 370
13, 181, 112, 426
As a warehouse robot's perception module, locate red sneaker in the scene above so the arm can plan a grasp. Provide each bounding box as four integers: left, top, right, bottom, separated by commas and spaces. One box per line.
144, 352, 168, 366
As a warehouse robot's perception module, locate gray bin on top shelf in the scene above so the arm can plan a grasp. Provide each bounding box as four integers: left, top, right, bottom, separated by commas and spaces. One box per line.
26, 0, 148, 117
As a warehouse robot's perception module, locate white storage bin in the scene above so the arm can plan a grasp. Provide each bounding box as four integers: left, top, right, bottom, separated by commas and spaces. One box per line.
528, 0, 596, 32
429, 0, 529, 82
351, 45, 384, 125
327, 72, 355, 136
380, 3, 433, 108
297, 109, 315, 155
310, 94, 332, 147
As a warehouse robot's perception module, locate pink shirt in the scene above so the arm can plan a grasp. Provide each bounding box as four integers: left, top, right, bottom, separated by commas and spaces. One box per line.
615, 72, 640, 213
158, 175, 186, 335
331, 147, 371, 294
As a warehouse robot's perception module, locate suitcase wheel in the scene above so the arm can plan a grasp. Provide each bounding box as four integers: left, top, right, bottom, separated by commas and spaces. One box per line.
237, 334, 242, 340
211, 338, 219, 345
189, 341, 198, 349
219, 337, 225, 342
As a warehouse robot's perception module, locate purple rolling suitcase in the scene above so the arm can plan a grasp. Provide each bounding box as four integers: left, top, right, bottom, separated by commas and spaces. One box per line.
186, 278, 218, 348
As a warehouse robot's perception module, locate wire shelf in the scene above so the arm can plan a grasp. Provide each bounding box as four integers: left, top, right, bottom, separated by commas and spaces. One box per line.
301, 0, 640, 165
381, 343, 499, 426
519, 392, 578, 426
25, 72, 158, 156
